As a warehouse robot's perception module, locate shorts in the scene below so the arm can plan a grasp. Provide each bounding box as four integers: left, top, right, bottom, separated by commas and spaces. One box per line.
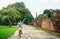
19, 28, 22, 31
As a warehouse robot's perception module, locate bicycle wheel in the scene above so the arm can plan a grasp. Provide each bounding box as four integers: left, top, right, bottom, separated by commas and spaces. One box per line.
19, 30, 22, 38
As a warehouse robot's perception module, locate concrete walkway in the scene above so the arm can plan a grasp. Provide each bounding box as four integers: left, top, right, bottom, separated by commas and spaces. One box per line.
8, 25, 60, 39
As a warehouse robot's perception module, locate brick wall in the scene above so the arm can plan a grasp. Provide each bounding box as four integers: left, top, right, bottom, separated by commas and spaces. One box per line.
41, 19, 55, 31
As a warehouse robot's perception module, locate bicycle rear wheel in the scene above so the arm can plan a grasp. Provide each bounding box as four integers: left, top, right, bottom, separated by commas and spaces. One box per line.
19, 30, 22, 38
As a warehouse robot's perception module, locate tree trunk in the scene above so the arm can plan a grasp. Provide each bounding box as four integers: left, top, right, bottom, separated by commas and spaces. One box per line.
8, 18, 12, 27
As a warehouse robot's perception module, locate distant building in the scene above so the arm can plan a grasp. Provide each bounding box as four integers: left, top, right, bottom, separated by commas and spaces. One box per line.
36, 12, 38, 18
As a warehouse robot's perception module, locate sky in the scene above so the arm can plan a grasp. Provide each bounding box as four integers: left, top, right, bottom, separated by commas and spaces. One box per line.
0, 0, 60, 18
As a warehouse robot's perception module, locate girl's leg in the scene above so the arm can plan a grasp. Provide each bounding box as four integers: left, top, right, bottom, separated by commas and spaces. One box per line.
19, 28, 22, 34
19, 30, 20, 36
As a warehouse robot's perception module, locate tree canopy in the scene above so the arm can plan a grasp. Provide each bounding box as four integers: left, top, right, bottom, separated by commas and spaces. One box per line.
38, 14, 43, 19
43, 9, 55, 17
38, 9, 60, 19
0, 2, 33, 26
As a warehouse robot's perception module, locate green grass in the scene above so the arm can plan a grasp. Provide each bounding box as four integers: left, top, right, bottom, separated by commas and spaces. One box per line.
0, 26, 17, 39
31, 25, 60, 38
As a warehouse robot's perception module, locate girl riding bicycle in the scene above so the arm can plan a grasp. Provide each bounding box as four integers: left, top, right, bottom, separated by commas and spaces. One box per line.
17, 20, 23, 38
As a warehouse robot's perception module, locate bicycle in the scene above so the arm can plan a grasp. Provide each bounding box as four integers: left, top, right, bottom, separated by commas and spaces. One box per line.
19, 29, 22, 38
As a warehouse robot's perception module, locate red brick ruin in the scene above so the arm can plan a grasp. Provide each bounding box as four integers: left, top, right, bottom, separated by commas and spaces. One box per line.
32, 11, 60, 32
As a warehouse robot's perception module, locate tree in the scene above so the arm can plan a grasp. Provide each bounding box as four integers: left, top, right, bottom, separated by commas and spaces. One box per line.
7, 2, 25, 11
7, 2, 33, 24
24, 9, 34, 24
55, 9, 60, 13
54, 9, 60, 18
49, 9, 54, 16
0, 8, 21, 27
0, 2, 34, 25
38, 14, 43, 19
43, 9, 51, 17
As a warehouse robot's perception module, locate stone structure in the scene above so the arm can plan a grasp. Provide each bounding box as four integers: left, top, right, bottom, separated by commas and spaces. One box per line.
41, 18, 55, 31
41, 11, 60, 32
33, 12, 41, 27
31, 11, 60, 32
33, 18, 41, 27
53, 11, 60, 19
51, 11, 60, 32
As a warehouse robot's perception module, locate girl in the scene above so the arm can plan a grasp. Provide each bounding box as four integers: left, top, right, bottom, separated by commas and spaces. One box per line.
17, 20, 23, 38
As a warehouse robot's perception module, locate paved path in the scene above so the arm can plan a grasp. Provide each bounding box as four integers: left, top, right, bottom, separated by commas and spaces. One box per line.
8, 25, 60, 39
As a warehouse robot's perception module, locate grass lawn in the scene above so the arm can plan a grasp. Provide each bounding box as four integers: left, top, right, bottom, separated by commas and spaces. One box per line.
0, 26, 17, 39
31, 25, 60, 38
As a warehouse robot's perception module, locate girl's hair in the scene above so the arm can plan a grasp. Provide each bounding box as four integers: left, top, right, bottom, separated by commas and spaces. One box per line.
18, 20, 21, 22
